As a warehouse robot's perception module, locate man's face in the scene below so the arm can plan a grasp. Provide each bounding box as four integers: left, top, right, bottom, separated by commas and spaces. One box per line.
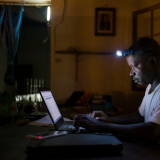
126, 54, 154, 86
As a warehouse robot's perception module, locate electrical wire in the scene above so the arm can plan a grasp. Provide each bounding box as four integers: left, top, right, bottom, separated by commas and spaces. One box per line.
43, 22, 50, 43
42, 6, 51, 85
54, 0, 67, 51
44, 0, 67, 85
44, 29, 50, 86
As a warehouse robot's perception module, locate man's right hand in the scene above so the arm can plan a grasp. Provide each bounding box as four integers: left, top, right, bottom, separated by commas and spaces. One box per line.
89, 111, 112, 123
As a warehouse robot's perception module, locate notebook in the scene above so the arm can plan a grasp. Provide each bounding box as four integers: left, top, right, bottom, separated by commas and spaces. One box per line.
38, 87, 76, 132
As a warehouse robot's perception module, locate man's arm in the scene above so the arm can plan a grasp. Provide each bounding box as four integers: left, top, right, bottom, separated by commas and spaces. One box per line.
90, 111, 144, 124
101, 122, 160, 142
110, 111, 144, 124
75, 114, 160, 143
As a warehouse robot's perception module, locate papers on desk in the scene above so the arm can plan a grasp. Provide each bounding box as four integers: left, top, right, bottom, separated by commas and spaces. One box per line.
28, 115, 71, 127
35, 115, 53, 124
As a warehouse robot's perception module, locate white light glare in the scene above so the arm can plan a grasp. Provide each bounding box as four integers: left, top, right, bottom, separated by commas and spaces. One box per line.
116, 50, 122, 56
47, 6, 51, 21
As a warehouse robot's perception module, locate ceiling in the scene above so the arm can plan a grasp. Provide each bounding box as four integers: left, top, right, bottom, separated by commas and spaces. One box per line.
0, 0, 50, 26
0, 0, 51, 6
0, 5, 48, 26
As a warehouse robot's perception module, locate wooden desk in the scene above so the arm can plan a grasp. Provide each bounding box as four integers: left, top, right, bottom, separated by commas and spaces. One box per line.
0, 121, 160, 160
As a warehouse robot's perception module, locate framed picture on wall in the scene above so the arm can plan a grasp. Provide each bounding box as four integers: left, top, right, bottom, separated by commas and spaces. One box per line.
95, 8, 116, 36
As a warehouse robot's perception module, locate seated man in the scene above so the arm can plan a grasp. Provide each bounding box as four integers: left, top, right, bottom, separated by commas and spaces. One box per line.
74, 38, 160, 143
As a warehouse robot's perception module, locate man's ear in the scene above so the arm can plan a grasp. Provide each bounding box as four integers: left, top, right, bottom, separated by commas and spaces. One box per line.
149, 56, 157, 67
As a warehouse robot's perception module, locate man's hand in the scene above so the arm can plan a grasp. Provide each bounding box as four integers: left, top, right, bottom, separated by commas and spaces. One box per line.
89, 111, 111, 123
74, 114, 105, 132
74, 113, 160, 142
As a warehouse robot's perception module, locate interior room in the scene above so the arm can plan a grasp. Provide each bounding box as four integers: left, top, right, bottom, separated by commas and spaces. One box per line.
1, 1, 160, 160
0, 0, 160, 117
50, 0, 160, 116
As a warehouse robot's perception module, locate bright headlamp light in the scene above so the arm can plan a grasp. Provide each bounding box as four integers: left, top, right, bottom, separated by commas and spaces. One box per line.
116, 49, 160, 57
116, 49, 138, 57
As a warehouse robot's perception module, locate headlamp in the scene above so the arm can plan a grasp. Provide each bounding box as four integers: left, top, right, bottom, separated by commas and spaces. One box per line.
116, 49, 160, 57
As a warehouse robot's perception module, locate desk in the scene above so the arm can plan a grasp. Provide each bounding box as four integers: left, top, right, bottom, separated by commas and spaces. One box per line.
0, 121, 160, 160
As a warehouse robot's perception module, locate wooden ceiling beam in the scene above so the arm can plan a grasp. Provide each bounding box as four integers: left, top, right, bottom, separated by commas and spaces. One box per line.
0, 0, 51, 6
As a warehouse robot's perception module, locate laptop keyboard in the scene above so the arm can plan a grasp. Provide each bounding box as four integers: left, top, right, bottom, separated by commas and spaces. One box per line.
59, 121, 75, 130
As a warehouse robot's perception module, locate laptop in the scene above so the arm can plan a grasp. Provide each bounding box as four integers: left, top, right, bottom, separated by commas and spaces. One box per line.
38, 87, 76, 132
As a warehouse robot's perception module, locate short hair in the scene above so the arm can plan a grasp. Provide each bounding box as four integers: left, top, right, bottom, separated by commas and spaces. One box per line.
128, 38, 160, 59
128, 38, 160, 51
101, 14, 109, 19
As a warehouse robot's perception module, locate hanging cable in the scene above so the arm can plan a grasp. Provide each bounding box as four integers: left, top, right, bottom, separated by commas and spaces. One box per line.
43, 6, 51, 43
54, 0, 67, 51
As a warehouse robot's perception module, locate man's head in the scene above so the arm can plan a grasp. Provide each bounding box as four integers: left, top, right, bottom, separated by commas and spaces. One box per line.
126, 38, 160, 86
102, 14, 110, 22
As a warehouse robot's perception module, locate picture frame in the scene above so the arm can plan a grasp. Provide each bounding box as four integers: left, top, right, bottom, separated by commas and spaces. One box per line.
95, 8, 116, 36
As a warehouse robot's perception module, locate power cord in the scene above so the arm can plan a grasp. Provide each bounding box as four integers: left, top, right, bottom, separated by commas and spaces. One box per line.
54, 0, 67, 50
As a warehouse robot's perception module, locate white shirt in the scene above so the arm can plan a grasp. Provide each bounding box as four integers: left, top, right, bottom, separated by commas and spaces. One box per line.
139, 83, 160, 124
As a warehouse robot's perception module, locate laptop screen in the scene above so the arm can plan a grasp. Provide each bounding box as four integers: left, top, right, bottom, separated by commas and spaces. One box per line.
40, 91, 62, 123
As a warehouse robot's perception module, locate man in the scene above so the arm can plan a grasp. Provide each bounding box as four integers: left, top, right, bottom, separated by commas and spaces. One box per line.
74, 38, 160, 143
100, 14, 111, 31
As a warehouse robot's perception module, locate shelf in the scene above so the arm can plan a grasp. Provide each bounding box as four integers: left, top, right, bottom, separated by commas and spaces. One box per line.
55, 50, 115, 81
55, 51, 114, 55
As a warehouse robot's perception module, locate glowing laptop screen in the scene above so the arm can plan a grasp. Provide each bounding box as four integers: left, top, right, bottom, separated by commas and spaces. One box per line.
41, 91, 61, 123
